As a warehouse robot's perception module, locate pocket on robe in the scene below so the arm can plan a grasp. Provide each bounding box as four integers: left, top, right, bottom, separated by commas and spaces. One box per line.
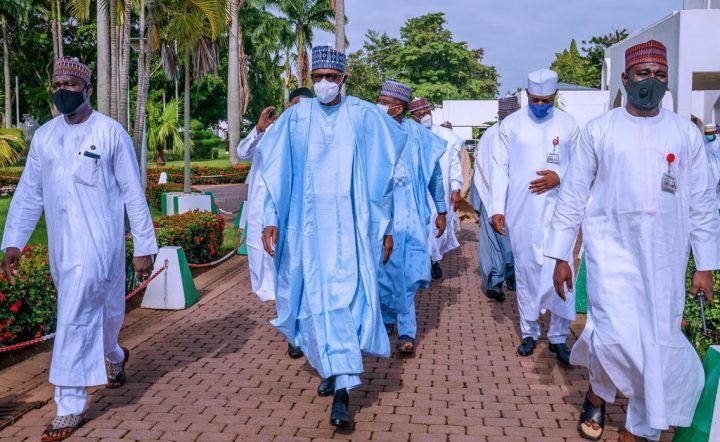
73, 153, 100, 187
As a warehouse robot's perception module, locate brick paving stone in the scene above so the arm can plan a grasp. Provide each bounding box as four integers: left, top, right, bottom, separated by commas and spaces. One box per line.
0, 225, 682, 440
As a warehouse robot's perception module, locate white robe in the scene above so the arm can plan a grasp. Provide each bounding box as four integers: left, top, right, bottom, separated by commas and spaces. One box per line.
1, 112, 158, 387
473, 123, 499, 214
427, 125, 463, 262
704, 136, 720, 204
545, 108, 720, 434
491, 108, 579, 323
237, 126, 275, 302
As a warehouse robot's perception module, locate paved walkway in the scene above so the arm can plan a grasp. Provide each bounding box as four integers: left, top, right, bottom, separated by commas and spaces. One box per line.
0, 226, 674, 441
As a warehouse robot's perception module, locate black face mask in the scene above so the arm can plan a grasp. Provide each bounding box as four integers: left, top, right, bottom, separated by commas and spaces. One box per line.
625, 76, 667, 111
52, 88, 86, 115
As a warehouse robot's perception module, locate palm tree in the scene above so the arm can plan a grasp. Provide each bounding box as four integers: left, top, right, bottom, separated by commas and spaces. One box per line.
0, 0, 31, 128
160, 0, 227, 192
226, 0, 243, 165
331, 0, 343, 52
146, 98, 185, 165
0, 128, 27, 167
266, 0, 334, 87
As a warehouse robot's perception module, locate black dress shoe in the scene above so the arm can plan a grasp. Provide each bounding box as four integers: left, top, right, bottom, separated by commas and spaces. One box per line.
330, 388, 353, 429
287, 343, 304, 359
317, 376, 335, 397
549, 343, 571, 365
517, 337, 536, 356
431, 261, 443, 280
505, 276, 516, 292
486, 286, 506, 301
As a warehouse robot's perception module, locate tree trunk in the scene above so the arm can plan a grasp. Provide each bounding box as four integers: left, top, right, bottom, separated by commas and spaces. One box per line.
227, 0, 240, 165
96, 0, 111, 115
118, 0, 131, 129
296, 29, 304, 86
334, 0, 345, 52
283, 48, 290, 102
183, 45, 191, 193
133, 0, 154, 164
2, 18, 11, 128
50, 0, 59, 60
109, 0, 118, 120
56, 0, 64, 58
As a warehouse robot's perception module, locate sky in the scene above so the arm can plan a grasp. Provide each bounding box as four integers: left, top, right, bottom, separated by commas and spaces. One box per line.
314, 0, 685, 95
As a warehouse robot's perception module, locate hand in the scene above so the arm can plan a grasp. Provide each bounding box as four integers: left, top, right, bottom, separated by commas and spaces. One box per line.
256, 106, 278, 133
553, 260, 573, 301
1, 247, 22, 284
529, 170, 560, 194
435, 213, 447, 238
133, 255, 154, 279
383, 235, 393, 265
450, 191, 462, 211
491, 214, 506, 236
691, 270, 715, 302
262, 226, 278, 257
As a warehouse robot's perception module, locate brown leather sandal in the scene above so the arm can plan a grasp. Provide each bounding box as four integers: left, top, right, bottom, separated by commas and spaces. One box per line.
41, 414, 86, 441
106, 346, 129, 388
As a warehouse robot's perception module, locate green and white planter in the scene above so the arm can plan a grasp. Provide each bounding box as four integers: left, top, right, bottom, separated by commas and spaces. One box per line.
141, 246, 199, 310
674, 345, 720, 441
235, 201, 248, 256
161, 192, 217, 216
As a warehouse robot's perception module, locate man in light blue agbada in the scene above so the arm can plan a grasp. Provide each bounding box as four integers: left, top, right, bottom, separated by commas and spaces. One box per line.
259, 46, 406, 430
376, 80, 447, 355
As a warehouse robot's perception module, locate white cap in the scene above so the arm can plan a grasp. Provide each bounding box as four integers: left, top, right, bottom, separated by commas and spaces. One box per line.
704, 123, 717, 133
527, 69, 559, 96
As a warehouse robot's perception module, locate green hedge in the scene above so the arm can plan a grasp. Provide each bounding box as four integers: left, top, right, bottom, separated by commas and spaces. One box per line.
683, 256, 720, 358
147, 164, 249, 185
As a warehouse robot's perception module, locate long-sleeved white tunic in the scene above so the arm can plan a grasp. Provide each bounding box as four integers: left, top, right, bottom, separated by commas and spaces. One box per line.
1, 112, 157, 387
237, 126, 275, 301
545, 107, 720, 431
491, 108, 579, 322
427, 124, 463, 262
704, 136, 720, 204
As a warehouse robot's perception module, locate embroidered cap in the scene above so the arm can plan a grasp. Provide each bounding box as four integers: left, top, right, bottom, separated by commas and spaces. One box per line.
409, 97, 431, 114
380, 80, 412, 104
52, 56, 92, 85
625, 40, 667, 70
311, 46, 346, 72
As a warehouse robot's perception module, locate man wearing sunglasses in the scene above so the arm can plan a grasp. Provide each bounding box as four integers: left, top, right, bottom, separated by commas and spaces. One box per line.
259, 46, 406, 430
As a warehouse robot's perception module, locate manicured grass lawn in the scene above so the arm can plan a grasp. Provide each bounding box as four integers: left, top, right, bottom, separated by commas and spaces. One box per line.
148, 151, 250, 169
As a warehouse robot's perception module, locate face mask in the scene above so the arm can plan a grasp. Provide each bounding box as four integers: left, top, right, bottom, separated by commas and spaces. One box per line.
625, 77, 667, 111
420, 115, 433, 128
529, 103, 553, 120
376, 103, 389, 114
52, 88, 86, 115
707, 134, 717, 143
313, 79, 340, 104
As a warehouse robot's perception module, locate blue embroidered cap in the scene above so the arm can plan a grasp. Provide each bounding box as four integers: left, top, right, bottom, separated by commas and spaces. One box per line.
380, 80, 412, 104
311, 45, 346, 72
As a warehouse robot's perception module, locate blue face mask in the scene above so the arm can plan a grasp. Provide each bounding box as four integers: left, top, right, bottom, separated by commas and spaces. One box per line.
529, 103, 553, 119
706, 134, 716, 143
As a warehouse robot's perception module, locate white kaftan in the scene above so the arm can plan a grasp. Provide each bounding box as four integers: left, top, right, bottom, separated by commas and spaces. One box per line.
237, 126, 275, 301
545, 108, 720, 438
427, 125, 463, 262
491, 108, 579, 325
704, 136, 720, 205
1, 112, 158, 387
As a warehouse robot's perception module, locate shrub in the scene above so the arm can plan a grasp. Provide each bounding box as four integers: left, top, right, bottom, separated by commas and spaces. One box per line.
0, 246, 57, 346
154, 210, 225, 263
683, 255, 720, 359
146, 164, 248, 185
0, 168, 23, 186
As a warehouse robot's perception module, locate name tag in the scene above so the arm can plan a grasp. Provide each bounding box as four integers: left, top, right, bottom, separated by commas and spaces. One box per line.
546, 152, 560, 164
661, 173, 677, 193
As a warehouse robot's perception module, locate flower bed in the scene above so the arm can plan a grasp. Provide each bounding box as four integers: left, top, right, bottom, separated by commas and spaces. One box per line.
0, 246, 56, 346
146, 164, 249, 185
145, 183, 197, 211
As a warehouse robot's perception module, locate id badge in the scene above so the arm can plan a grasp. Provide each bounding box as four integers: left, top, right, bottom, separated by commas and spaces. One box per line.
661, 172, 677, 193
546, 152, 560, 164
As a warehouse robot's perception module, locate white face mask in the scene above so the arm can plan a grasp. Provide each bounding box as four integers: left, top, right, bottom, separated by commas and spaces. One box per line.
420, 115, 433, 128
313, 79, 340, 104
376, 103, 390, 114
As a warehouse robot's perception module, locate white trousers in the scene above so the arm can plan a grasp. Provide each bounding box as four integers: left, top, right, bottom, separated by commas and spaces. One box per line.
53, 343, 124, 416
588, 351, 662, 441
519, 311, 570, 344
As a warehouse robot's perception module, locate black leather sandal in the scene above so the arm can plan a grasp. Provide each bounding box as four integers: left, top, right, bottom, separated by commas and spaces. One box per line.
578, 392, 605, 441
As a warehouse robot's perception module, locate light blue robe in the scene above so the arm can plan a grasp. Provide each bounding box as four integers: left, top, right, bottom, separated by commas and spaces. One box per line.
260, 96, 406, 381
378, 119, 447, 339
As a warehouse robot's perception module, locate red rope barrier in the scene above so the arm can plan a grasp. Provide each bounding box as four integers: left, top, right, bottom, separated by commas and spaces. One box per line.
0, 264, 168, 353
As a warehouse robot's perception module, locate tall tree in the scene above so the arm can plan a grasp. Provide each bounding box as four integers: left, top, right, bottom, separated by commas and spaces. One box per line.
0, 0, 31, 128
226, 0, 242, 165
132, 0, 157, 163
582, 28, 629, 87
266, 0, 334, 87
550, 39, 596, 88
161, 0, 227, 192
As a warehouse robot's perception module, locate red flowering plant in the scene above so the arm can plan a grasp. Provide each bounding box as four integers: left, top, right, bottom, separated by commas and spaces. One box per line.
0, 245, 57, 346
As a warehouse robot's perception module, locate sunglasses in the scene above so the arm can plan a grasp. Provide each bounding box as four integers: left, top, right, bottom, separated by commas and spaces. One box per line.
311, 73, 342, 83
